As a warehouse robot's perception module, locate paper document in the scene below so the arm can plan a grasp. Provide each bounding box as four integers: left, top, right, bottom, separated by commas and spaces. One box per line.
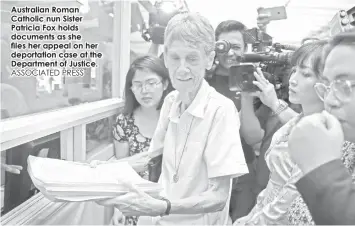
27, 155, 162, 202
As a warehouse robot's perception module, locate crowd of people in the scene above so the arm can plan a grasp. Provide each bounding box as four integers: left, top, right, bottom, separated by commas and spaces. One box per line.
90, 11, 355, 225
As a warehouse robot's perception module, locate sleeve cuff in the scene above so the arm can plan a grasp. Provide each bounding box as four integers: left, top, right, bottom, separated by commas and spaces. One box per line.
296, 159, 344, 198
208, 162, 249, 179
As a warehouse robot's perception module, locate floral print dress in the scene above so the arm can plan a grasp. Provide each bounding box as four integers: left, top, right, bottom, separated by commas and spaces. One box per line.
112, 113, 152, 225
286, 141, 355, 225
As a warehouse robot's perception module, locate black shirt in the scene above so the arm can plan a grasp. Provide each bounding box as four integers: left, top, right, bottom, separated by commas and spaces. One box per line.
207, 74, 242, 110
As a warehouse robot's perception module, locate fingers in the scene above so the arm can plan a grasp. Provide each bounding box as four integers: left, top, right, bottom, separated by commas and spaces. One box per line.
257, 13, 271, 27
96, 198, 117, 206
248, 91, 261, 98
7, 168, 21, 174
253, 71, 262, 82
120, 179, 148, 197
110, 217, 119, 226
253, 69, 268, 86
3, 164, 22, 174
9, 168, 21, 174
255, 67, 263, 76
89, 160, 99, 168
258, 13, 270, 19
257, 7, 264, 12
89, 160, 105, 168
96, 194, 137, 212
11, 165, 23, 170
115, 210, 125, 225
252, 81, 264, 91
256, 68, 268, 83
112, 214, 122, 225
96, 196, 130, 207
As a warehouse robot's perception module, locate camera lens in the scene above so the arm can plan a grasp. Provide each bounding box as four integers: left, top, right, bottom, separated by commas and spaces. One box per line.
340, 10, 347, 17
341, 18, 350, 25
215, 40, 230, 54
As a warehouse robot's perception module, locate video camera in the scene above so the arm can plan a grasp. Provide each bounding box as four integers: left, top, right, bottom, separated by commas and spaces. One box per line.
214, 28, 297, 100
141, 1, 181, 45
215, 40, 295, 65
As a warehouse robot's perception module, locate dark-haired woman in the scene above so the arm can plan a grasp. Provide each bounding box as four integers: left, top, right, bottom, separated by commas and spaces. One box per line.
235, 40, 329, 225
110, 55, 173, 225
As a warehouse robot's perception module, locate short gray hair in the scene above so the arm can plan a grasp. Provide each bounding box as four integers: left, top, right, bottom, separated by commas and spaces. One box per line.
164, 12, 215, 55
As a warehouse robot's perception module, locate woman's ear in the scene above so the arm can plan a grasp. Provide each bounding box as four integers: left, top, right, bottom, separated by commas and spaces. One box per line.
163, 80, 169, 91
206, 51, 216, 70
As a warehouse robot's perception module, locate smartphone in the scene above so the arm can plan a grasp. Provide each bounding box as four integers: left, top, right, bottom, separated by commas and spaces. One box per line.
229, 64, 259, 93
258, 6, 287, 21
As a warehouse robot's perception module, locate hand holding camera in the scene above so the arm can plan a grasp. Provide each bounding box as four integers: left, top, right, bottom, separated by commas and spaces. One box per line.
251, 67, 279, 110
256, 7, 271, 31
230, 65, 279, 111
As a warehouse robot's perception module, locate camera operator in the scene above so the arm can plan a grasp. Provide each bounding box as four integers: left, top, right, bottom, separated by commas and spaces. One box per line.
239, 13, 301, 200
208, 20, 246, 109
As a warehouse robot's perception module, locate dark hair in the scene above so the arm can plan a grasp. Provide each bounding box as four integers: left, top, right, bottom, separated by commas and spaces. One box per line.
322, 31, 355, 67
290, 40, 328, 78
215, 20, 247, 44
122, 55, 173, 116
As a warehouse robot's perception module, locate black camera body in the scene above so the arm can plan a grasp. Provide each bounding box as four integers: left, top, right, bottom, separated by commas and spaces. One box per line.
214, 32, 294, 100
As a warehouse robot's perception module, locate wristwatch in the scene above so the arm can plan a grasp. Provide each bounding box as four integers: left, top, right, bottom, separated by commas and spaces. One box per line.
271, 99, 288, 116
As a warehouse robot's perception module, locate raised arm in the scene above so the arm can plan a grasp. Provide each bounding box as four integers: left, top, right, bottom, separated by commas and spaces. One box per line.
240, 94, 265, 146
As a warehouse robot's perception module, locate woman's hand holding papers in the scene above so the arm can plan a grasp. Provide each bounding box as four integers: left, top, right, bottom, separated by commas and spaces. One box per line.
96, 180, 166, 217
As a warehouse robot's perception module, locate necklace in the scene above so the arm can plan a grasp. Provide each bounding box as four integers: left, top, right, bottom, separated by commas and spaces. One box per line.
173, 116, 195, 183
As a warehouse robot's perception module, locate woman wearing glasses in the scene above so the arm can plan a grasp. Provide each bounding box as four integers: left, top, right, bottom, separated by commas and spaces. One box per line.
235, 40, 355, 225
287, 31, 355, 225
110, 55, 173, 225
287, 36, 355, 225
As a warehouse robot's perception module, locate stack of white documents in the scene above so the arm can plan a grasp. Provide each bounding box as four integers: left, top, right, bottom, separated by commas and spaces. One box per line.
27, 155, 162, 202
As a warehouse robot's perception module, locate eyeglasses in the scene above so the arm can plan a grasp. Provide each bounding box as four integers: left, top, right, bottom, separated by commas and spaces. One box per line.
131, 79, 162, 93
314, 80, 355, 103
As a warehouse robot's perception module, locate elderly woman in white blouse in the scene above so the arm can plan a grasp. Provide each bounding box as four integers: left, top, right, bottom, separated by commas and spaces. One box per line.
96, 12, 248, 225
